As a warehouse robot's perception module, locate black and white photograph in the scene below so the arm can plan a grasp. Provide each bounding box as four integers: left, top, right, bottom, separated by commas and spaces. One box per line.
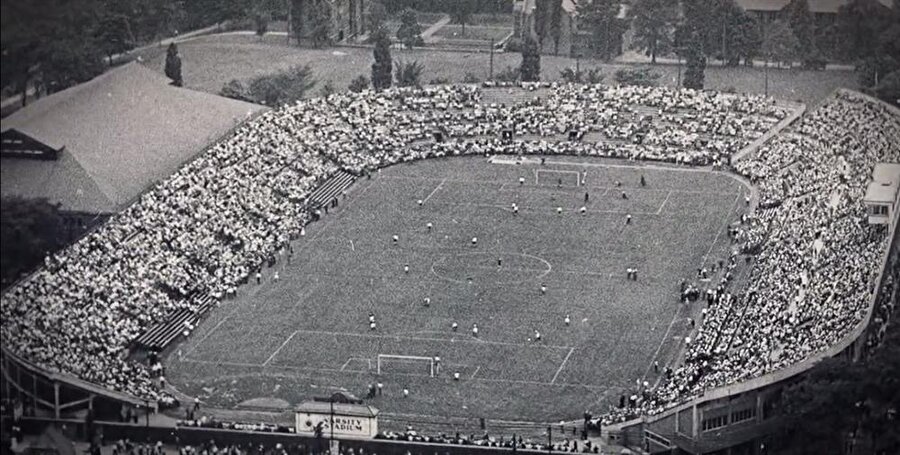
1, 0, 898, 454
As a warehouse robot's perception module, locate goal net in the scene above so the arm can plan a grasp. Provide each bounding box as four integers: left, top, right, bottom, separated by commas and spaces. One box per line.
376, 354, 435, 377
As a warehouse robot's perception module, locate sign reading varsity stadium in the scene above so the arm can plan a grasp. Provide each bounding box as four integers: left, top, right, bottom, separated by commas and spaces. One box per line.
295, 401, 379, 438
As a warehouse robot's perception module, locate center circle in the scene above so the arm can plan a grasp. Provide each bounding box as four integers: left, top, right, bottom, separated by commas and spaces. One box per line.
431, 252, 552, 284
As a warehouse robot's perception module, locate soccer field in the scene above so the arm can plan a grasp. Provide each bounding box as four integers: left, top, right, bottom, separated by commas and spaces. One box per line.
167, 155, 749, 427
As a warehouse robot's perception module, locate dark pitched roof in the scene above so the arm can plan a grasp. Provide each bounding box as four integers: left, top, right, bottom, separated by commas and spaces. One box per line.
1, 63, 265, 213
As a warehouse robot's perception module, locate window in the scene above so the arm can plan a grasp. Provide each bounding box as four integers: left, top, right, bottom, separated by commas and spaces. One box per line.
731, 407, 757, 424
702, 415, 728, 431
871, 205, 889, 216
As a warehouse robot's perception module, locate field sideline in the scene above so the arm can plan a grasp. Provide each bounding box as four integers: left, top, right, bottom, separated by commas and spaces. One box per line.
166, 155, 750, 428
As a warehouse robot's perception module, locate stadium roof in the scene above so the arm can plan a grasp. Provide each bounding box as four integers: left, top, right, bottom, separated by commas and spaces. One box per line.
735, 0, 893, 13
1, 62, 264, 214
865, 163, 900, 204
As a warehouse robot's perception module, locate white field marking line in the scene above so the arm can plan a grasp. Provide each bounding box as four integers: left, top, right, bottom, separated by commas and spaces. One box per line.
349, 239, 355, 251
263, 330, 299, 366
284, 328, 574, 350
470, 366, 482, 379
422, 178, 446, 205
640, 191, 742, 384
551, 347, 576, 384
655, 191, 672, 215
180, 357, 605, 389
340, 357, 356, 371
700, 192, 742, 267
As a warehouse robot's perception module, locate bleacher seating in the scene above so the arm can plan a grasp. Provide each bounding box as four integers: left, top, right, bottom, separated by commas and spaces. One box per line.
307, 170, 356, 208
133, 291, 216, 351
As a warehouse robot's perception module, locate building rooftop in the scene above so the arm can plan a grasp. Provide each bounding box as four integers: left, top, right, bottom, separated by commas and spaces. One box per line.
1, 62, 264, 213
865, 163, 900, 204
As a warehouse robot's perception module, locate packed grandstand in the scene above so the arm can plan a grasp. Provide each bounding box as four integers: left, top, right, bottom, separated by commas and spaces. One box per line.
1, 83, 898, 432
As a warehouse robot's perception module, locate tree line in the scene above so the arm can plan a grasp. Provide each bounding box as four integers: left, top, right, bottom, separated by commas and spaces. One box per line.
1, 0, 280, 101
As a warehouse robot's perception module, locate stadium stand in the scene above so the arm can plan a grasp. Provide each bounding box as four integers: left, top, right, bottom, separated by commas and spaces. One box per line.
0, 82, 896, 442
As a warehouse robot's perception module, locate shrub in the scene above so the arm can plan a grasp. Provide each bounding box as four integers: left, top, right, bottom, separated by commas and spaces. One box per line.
348, 75, 369, 93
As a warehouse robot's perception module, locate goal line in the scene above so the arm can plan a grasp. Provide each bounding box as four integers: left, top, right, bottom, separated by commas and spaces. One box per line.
376, 354, 436, 377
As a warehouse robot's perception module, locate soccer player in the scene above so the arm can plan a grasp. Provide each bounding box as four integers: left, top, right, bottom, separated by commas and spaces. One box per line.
640, 175, 646, 187
557, 207, 563, 215
513, 204, 519, 215
423, 297, 430, 307
534, 330, 542, 342
453, 372, 460, 381
540, 284, 547, 295
498, 258, 502, 267
417, 199, 424, 206
584, 192, 589, 203
472, 323, 479, 337
564, 314, 571, 326
626, 214, 632, 224
392, 234, 399, 244
369, 313, 376, 324
273, 271, 280, 282
300, 227, 306, 237
621, 191, 628, 199
369, 321, 377, 331
580, 206, 587, 215
519, 177, 525, 185
452, 322, 459, 332
403, 389, 409, 397
255, 271, 262, 284
434, 356, 441, 374
404, 264, 410, 274
558, 178, 563, 188
472, 237, 478, 246
426, 222, 433, 231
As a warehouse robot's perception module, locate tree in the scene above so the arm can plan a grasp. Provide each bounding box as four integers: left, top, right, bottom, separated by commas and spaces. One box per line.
451, 0, 475, 36
762, 20, 800, 67
245, 64, 316, 106
576, 0, 624, 61
629, 0, 678, 64
0, 197, 68, 289
394, 60, 424, 87
549, 0, 563, 55
396, 8, 424, 49
731, 10, 762, 66
164, 43, 183, 86
614, 68, 660, 86
857, 54, 899, 88
319, 80, 335, 97
835, 0, 893, 61
784, 0, 818, 65
366, 0, 389, 35
679, 0, 711, 89
254, 10, 270, 38
96, 13, 135, 64
534, 0, 549, 47
220, 79, 251, 102
520, 36, 541, 81
310, 0, 333, 47
348, 75, 369, 92
371, 27, 393, 90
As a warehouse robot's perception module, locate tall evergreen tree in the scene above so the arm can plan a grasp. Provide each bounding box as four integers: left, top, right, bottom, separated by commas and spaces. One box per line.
576, 0, 624, 61
396, 8, 424, 48
520, 35, 541, 81
680, 0, 708, 89
371, 27, 393, 90
762, 19, 800, 66
451, 0, 475, 36
629, 0, 678, 64
164, 42, 183, 86
310, 1, 332, 47
784, 0, 817, 63
549, 0, 563, 55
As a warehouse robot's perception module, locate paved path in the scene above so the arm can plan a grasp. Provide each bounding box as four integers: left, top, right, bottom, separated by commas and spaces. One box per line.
421, 14, 451, 44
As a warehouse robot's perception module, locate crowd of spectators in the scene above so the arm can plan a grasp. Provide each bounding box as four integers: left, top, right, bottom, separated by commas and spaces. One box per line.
0, 83, 893, 436
603, 90, 900, 423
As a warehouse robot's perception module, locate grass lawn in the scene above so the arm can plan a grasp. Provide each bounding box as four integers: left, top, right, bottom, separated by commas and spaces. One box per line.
140, 33, 856, 105
166, 155, 748, 433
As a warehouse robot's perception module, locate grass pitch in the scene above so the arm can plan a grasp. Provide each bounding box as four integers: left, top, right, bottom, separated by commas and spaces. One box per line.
167, 155, 748, 429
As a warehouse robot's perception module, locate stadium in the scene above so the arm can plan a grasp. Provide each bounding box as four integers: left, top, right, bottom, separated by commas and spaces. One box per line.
2, 73, 898, 455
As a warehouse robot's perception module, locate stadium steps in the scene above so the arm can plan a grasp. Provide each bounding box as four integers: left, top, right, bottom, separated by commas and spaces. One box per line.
133, 291, 217, 351
307, 170, 356, 208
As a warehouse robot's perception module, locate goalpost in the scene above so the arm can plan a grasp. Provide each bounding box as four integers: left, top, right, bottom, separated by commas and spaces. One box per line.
376, 354, 436, 377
